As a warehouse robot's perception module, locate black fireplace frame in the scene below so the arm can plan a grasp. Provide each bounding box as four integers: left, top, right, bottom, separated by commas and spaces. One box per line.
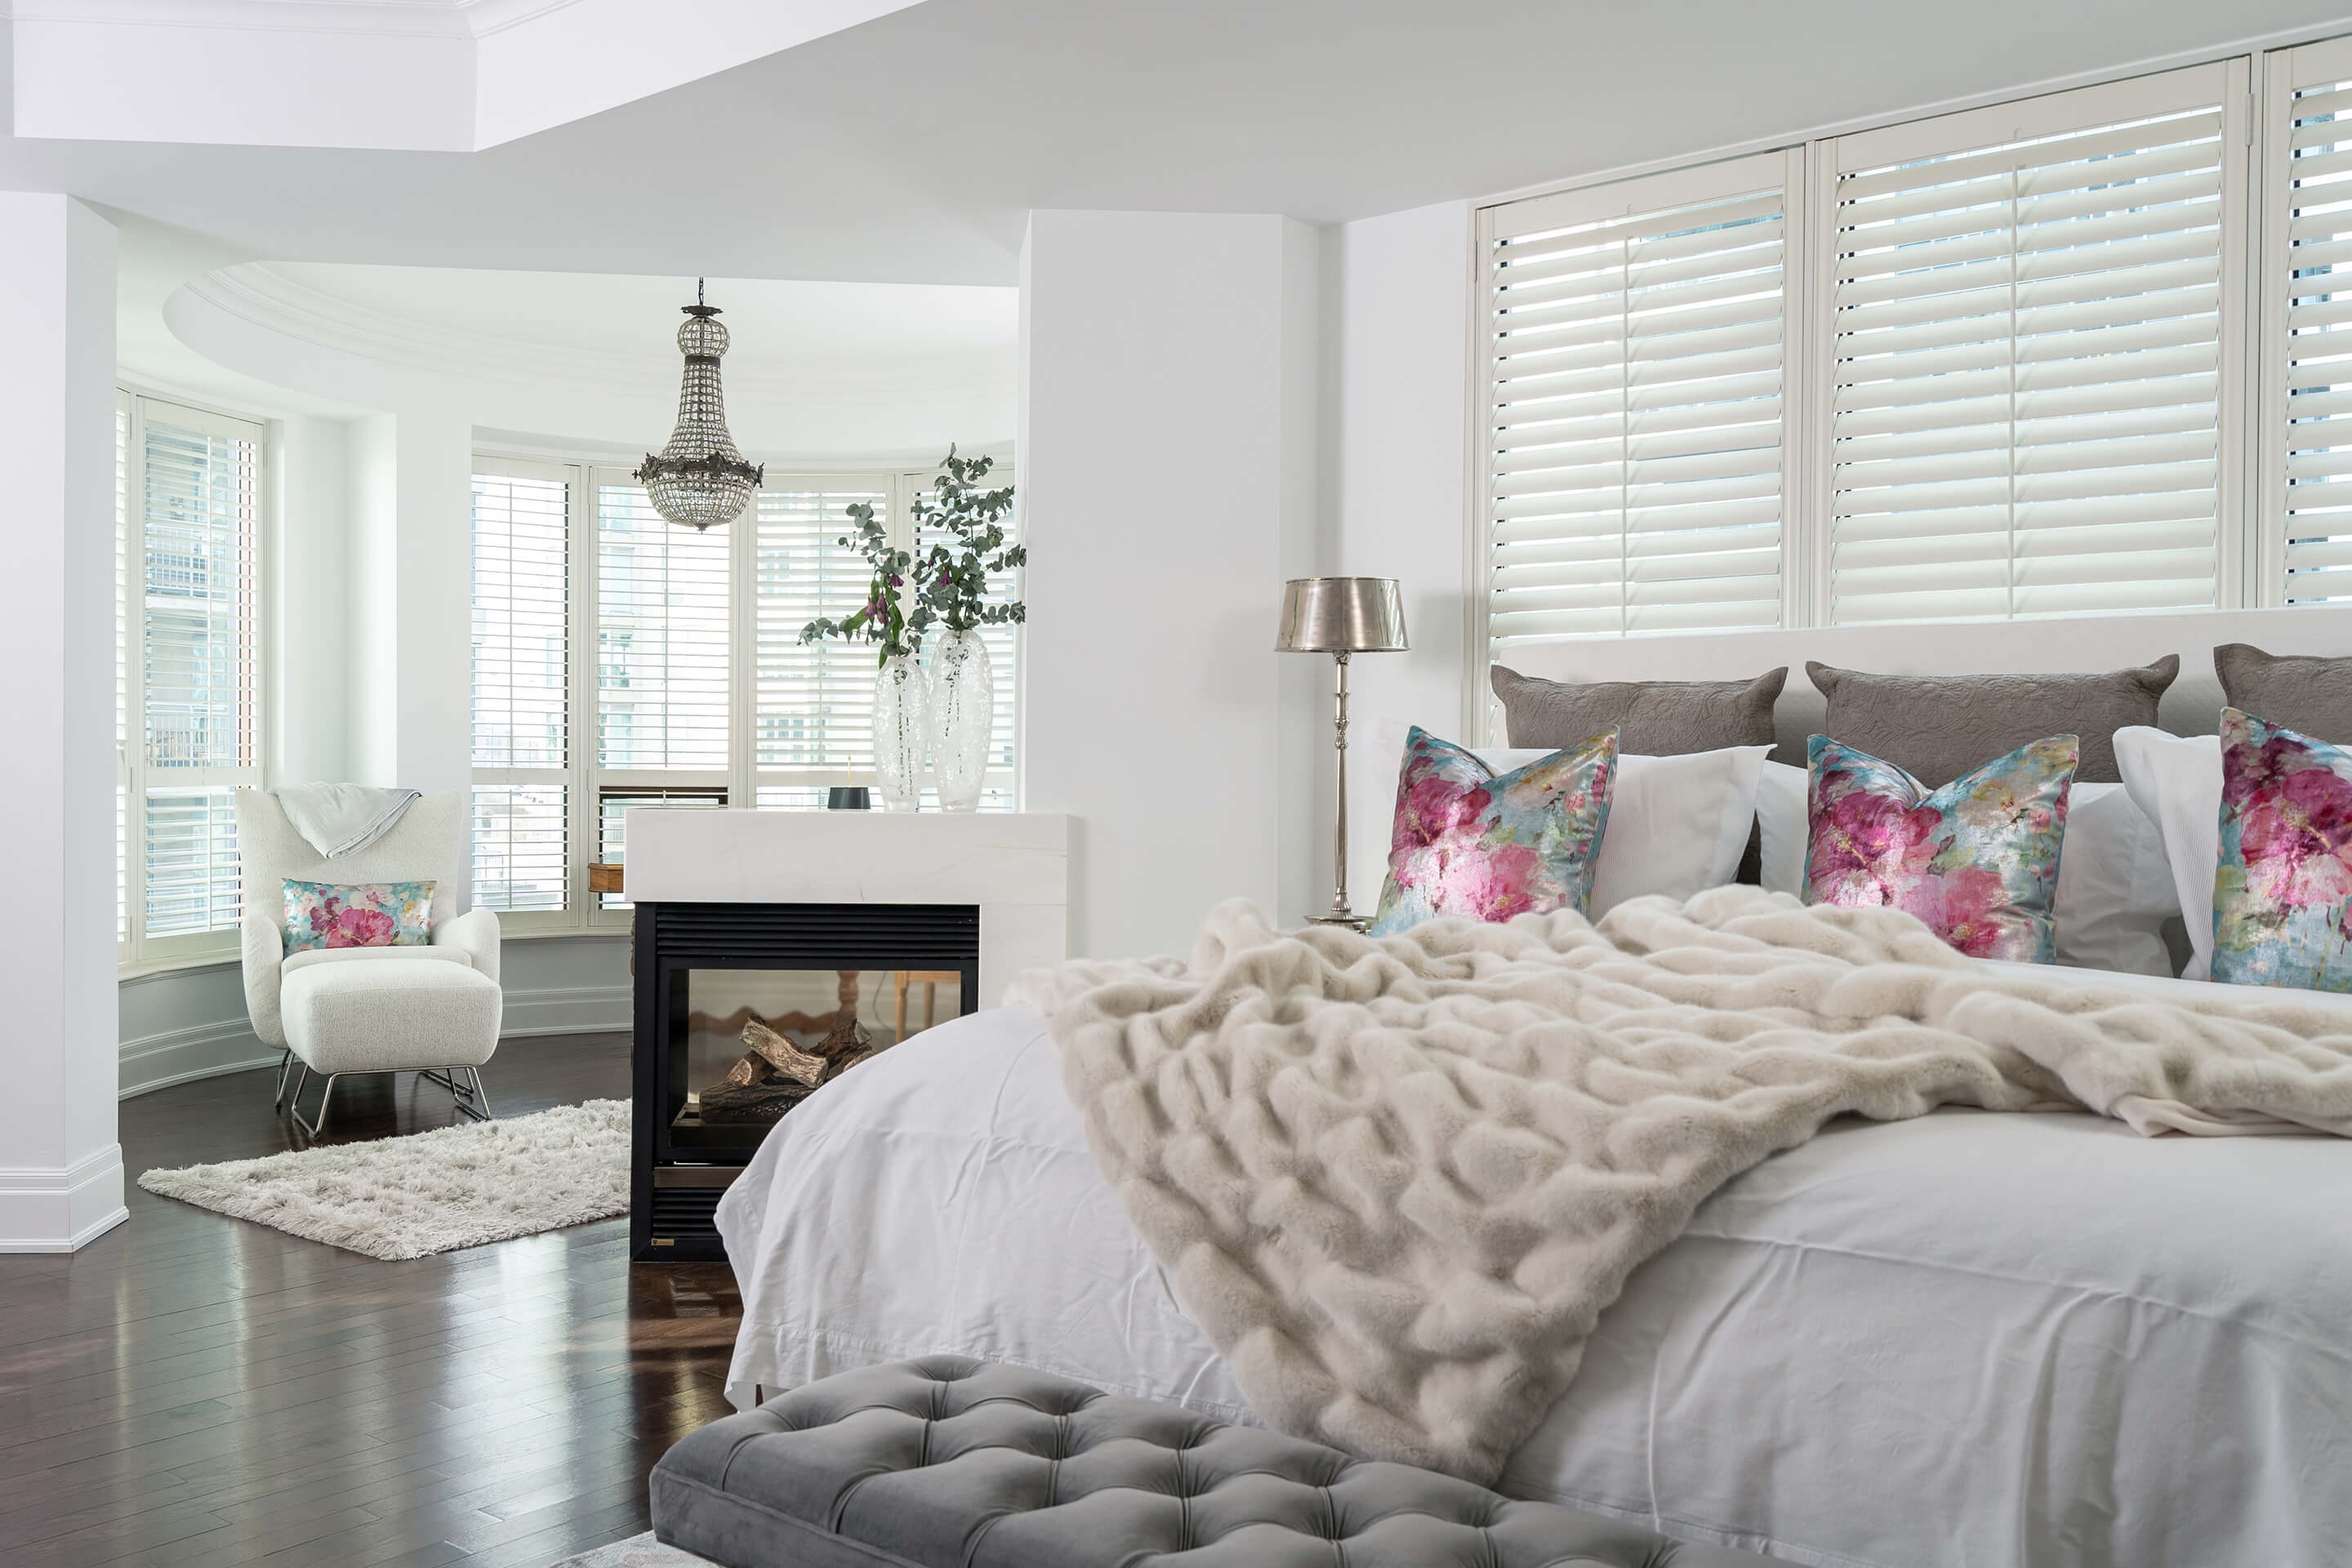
631, 899, 980, 1262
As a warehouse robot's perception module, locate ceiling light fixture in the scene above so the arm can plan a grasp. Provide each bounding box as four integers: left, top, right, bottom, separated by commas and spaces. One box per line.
636, 278, 763, 529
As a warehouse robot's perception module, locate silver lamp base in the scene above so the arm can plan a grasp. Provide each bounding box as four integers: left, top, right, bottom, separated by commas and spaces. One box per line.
1303, 911, 1370, 932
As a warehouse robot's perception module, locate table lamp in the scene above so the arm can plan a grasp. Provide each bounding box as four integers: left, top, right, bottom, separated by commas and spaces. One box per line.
1276, 577, 1408, 929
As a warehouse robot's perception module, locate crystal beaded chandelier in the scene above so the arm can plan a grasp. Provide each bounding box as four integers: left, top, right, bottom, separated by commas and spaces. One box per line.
635, 278, 764, 528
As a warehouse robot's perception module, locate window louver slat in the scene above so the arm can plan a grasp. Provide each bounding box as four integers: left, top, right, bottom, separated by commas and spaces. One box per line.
1484, 154, 1790, 646
2281, 59, 2352, 604
1826, 81, 2231, 624
754, 488, 889, 774
597, 483, 730, 771
136, 410, 260, 941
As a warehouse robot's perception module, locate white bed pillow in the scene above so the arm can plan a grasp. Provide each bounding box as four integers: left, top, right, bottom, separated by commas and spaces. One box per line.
1755, 758, 2178, 977
1475, 745, 1770, 917
2115, 725, 2224, 981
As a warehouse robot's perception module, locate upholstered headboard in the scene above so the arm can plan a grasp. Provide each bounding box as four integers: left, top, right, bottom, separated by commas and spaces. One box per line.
1486, 605, 2352, 755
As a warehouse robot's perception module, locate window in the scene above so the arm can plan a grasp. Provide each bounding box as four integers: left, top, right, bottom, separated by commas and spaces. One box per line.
469, 459, 1022, 926
1824, 65, 2240, 624
2269, 35, 2352, 605
1480, 151, 1797, 645
118, 393, 265, 965
470, 461, 572, 917
1475, 56, 2280, 675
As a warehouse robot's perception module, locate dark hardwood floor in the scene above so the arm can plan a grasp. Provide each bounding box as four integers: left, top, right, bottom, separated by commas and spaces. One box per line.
0, 1033, 737, 1567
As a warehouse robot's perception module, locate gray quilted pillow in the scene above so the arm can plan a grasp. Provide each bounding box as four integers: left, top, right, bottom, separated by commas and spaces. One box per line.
2215, 644, 2352, 742
1805, 656, 2178, 786
1489, 665, 1785, 753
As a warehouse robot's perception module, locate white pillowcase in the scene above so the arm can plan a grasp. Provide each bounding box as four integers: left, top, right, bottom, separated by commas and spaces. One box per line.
1475, 745, 1771, 917
2114, 725, 2224, 982
1754, 757, 2178, 977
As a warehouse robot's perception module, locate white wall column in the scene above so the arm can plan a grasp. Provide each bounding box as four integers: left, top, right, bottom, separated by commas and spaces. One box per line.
1019, 210, 1321, 960
0, 194, 124, 1251
346, 408, 473, 794
1324, 201, 1474, 911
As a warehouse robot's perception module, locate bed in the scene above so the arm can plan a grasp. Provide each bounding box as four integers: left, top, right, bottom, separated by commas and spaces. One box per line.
715, 612, 2352, 1565
716, 951, 2352, 1568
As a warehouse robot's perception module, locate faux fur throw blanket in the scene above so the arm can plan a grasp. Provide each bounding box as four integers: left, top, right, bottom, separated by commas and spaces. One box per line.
1004, 889, 2352, 1486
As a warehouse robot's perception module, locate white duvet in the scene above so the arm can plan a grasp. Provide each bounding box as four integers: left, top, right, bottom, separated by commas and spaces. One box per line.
717, 964, 2352, 1567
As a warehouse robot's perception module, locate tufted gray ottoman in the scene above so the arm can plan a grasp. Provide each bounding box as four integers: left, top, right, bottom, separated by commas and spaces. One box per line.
651, 1356, 1771, 1566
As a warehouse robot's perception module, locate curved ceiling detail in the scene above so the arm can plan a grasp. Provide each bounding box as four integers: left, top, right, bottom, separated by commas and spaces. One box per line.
167, 262, 1017, 462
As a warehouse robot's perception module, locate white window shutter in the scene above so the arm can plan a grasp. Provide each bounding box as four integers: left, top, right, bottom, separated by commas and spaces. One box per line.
470, 465, 571, 913
136, 404, 261, 942
1480, 151, 1796, 648
595, 479, 732, 772
1823, 63, 2243, 625
2270, 37, 2352, 605
753, 485, 890, 791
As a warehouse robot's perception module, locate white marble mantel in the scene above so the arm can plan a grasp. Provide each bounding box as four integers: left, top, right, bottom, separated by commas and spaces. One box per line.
624, 810, 1070, 1004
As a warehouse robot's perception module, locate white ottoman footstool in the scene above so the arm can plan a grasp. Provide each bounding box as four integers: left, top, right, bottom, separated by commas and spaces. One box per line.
280, 951, 503, 1135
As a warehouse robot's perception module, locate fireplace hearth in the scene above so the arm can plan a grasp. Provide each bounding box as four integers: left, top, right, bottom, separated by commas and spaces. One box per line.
631, 901, 979, 1260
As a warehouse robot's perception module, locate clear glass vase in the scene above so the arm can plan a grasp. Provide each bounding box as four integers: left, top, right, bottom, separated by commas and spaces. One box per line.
871, 653, 930, 813
928, 627, 994, 813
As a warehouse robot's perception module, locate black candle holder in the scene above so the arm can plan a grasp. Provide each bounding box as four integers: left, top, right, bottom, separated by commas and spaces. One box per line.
826, 786, 871, 810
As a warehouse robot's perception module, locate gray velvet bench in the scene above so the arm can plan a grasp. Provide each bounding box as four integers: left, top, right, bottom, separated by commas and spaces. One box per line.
651, 1355, 1771, 1566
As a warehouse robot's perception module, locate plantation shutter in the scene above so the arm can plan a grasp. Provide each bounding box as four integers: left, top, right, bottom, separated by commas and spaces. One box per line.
595, 477, 731, 772
752, 483, 890, 806
136, 401, 261, 942
1823, 62, 2243, 624
1480, 149, 1796, 648
470, 463, 571, 913
2270, 37, 2352, 604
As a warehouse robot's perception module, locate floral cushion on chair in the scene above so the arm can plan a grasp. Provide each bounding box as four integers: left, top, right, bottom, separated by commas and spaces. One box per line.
2212, 707, 2352, 991
283, 879, 434, 954
1368, 726, 1617, 935
1804, 734, 2077, 963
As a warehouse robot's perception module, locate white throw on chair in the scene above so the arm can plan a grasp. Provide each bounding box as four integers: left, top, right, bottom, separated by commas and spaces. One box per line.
234, 789, 502, 1137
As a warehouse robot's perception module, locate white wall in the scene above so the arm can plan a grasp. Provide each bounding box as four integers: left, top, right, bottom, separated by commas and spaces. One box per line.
0, 194, 123, 1250
1321, 201, 1476, 912
1021, 210, 1323, 959
272, 415, 351, 784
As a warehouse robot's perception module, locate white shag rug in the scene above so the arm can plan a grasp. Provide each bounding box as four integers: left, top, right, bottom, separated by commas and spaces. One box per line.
546, 1533, 711, 1567
138, 1098, 630, 1260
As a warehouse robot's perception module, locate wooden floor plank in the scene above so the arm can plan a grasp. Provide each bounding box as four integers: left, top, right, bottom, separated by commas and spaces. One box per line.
0, 1032, 737, 1567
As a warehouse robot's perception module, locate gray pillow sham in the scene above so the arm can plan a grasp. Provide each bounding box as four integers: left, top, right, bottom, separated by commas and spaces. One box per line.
2215, 644, 2352, 743
1489, 665, 1786, 754
1804, 656, 2178, 786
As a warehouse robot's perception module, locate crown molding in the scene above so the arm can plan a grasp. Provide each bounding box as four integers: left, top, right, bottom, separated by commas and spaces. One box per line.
180, 264, 1015, 406
7, 0, 582, 39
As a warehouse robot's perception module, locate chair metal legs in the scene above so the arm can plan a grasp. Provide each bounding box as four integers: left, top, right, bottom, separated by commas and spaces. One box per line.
284, 1064, 495, 1137
273, 1049, 296, 1107
290, 1069, 338, 1138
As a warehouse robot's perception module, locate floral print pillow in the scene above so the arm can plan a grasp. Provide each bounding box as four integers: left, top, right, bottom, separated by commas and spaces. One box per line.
2211, 708, 2352, 991
1804, 734, 2076, 963
1368, 726, 1617, 935
283, 879, 434, 953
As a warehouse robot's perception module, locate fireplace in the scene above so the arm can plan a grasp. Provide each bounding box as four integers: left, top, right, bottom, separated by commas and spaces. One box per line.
631, 901, 980, 1260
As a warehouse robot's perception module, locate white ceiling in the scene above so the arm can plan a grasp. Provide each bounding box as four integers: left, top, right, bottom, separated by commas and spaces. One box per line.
6, 0, 2348, 287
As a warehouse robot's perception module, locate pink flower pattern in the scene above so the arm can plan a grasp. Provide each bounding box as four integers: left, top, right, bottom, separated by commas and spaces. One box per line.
283, 879, 434, 954
1370, 727, 1616, 935
1804, 734, 2076, 964
2212, 708, 2352, 991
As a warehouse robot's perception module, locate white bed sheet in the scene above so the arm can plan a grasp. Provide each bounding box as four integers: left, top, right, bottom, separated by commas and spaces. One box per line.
716, 967, 2352, 1567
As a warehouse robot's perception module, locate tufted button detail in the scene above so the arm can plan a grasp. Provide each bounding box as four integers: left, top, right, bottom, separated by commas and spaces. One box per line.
651, 1358, 1778, 1568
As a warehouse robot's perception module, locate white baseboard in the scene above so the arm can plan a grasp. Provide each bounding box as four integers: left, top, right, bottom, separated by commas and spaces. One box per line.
118, 982, 633, 1098
499, 982, 631, 1038
0, 1145, 128, 1252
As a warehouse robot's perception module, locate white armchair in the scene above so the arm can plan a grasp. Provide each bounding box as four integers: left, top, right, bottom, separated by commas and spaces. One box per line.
234, 789, 503, 1135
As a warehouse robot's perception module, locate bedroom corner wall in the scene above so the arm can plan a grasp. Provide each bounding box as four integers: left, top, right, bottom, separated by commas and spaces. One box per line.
1324, 201, 1476, 912
1019, 210, 1321, 960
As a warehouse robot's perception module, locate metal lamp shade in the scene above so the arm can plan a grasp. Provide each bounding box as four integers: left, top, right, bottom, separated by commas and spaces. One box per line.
1274, 577, 1409, 653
